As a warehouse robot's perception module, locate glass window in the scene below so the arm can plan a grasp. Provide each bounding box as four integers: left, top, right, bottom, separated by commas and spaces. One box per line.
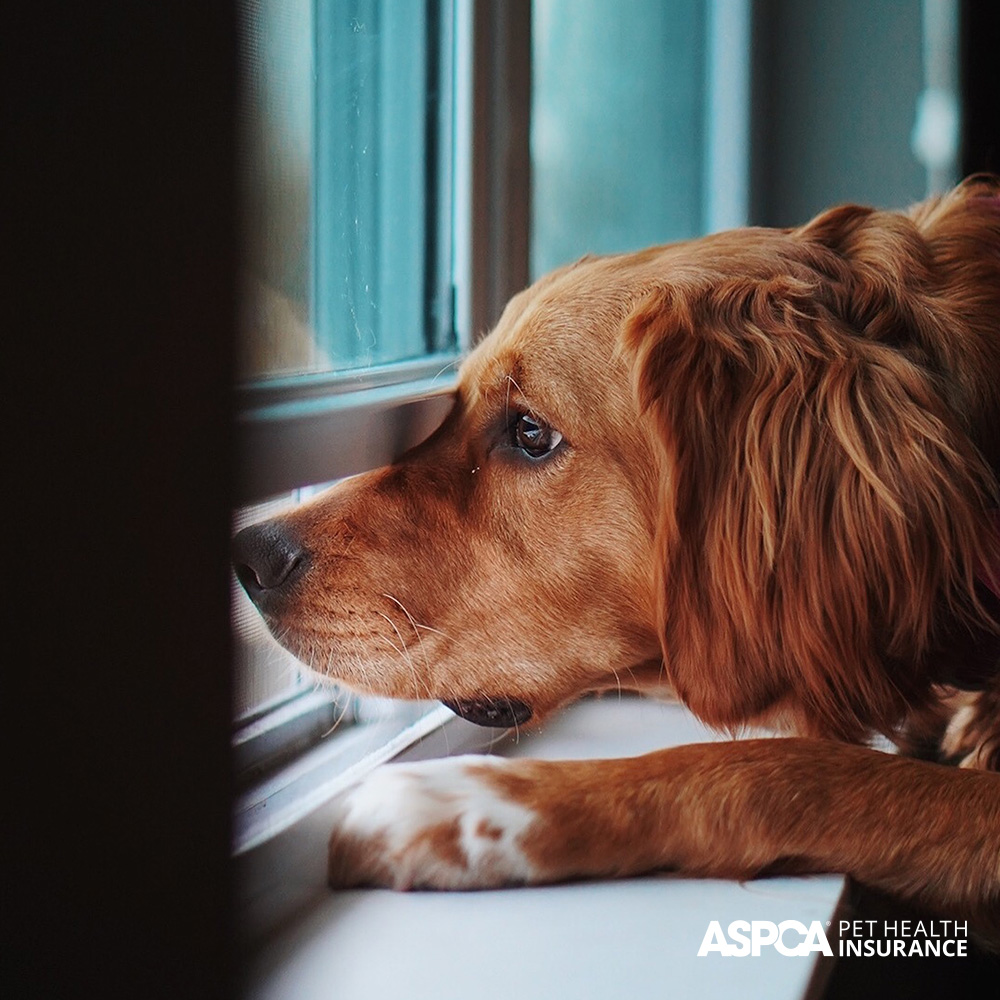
238, 0, 457, 381
531, 0, 711, 278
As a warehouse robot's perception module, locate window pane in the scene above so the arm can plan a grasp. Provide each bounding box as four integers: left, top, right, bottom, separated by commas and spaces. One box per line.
530, 0, 707, 278
239, 0, 456, 381
239, 0, 316, 379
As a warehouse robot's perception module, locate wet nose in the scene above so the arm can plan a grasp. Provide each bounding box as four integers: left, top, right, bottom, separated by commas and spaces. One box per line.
232, 521, 308, 609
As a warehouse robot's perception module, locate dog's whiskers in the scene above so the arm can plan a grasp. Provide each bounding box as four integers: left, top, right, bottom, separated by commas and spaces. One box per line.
609, 664, 624, 702
375, 627, 404, 661
504, 371, 529, 426
321, 694, 354, 739
433, 357, 461, 381
335, 532, 357, 561
347, 637, 378, 709
507, 694, 521, 744
381, 593, 434, 669
376, 611, 432, 702
413, 623, 450, 638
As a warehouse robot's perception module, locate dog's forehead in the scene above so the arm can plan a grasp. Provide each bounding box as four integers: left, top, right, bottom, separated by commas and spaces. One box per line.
459, 257, 637, 417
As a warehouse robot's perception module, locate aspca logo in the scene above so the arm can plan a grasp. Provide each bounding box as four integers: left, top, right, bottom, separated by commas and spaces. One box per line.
698, 920, 833, 957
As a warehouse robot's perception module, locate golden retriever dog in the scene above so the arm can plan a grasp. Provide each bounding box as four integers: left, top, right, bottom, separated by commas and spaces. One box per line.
233, 175, 1000, 935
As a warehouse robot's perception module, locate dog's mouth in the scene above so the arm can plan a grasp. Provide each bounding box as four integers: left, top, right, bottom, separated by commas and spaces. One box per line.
442, 697, 533, 728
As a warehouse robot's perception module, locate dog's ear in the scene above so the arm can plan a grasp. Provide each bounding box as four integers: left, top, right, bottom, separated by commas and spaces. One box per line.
623, 221, 998, 739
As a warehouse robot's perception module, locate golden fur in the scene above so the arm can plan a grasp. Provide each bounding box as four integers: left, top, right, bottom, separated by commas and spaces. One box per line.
235, 175, 1000, 932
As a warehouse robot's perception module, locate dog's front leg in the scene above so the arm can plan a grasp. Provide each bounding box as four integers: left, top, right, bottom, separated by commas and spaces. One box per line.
326, 746, 756, 891
327, 740, 1000, 931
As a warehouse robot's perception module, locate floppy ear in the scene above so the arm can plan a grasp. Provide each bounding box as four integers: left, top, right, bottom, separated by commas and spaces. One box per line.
623, 217, 998, 740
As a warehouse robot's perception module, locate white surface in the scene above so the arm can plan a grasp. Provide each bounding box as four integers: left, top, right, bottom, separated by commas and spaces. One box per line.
237, 697, 846, 1000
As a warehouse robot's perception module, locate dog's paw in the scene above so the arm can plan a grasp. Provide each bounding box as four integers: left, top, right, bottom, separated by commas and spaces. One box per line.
327, 756, 541, 890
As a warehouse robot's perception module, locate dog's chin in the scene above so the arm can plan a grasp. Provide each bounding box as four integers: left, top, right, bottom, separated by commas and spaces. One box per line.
442, 697, 533, 728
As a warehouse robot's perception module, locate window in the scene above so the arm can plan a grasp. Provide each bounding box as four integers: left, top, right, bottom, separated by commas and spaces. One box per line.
233, 0, 471, 849
531, 0, 749, 276
238, 0, 458, 383
234, 0, 949, 853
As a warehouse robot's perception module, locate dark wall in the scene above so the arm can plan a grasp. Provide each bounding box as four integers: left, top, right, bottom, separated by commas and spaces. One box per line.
7, 5, 237, 999
961, 1, 1000, 175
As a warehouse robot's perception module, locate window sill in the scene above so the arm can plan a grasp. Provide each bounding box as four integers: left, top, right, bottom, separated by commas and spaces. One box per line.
236, 697, 846, 1000
234, 700, 452, 854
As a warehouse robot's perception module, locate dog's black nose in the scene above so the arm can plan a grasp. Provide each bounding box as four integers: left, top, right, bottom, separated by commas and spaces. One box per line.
232, 521, 308, 608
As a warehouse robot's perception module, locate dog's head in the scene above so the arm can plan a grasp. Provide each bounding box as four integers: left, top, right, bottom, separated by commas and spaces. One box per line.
235, 176, 1000, 738
234, 257, 667, 726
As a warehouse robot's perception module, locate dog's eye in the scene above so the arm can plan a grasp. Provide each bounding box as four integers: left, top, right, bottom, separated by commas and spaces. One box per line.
512, 413, 563, 459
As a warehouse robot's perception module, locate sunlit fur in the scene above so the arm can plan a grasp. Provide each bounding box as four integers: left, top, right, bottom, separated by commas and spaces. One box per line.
627, 178, 1000, 742
250, 176, 1000, 930
262, 174, 999, 751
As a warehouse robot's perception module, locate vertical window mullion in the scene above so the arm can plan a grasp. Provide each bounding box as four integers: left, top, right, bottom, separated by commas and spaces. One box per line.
424, 0, 458, 356
470, 0, 532, 340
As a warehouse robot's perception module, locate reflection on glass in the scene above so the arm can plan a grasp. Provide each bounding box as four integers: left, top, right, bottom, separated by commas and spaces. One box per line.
238, 0, 456, 381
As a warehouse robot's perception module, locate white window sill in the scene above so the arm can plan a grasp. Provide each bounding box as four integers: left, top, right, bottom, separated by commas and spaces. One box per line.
236, 697, 846, 1000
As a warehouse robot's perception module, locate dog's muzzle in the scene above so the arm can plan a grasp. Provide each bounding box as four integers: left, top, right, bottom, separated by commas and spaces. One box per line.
443, 697, 533, 728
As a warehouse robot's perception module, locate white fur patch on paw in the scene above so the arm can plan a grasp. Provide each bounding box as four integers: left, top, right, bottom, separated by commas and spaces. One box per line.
328, 756, 539, 890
